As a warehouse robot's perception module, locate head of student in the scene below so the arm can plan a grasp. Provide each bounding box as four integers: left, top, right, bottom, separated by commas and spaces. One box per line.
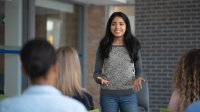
100, 11, 140, 62
56, 46, 84, 97
173, 48, 200, 110
105, 12, 132, 39
20, 39, 56, 84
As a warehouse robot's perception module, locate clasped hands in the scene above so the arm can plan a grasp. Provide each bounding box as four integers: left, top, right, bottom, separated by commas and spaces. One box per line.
97, 76, 145, 92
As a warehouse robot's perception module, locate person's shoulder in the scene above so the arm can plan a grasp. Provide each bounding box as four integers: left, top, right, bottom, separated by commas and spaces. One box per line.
1, 95, 87, 112
59, 95, 87, 111
0, 96, 25, 112
0, 95, 22, 105
186, 100, 200, 112
61, 95, 80, 103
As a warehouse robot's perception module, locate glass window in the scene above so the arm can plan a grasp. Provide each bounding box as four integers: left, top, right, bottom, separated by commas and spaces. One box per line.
0, 0, 23, 95
35, 0, 83, 51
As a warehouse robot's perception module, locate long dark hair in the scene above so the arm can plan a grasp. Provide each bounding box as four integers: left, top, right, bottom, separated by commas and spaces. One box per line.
99, 12, 141, 63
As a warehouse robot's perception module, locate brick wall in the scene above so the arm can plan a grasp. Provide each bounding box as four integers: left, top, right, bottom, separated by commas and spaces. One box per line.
135, 0, 200, 111
87, 5, 106, 108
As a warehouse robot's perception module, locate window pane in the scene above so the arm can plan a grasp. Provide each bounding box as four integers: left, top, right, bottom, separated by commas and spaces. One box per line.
35, 1, 83, 50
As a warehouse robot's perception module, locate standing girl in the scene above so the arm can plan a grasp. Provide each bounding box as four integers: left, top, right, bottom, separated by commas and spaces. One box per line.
93, 12, 145, 112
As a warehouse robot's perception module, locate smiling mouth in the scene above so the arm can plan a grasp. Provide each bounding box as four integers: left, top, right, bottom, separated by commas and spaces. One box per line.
114, 30, 121, 33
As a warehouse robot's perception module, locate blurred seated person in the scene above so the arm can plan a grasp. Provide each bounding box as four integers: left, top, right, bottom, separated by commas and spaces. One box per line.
168, 49, 200, 112
56, 46, 94, 110
0, 39, 87, 112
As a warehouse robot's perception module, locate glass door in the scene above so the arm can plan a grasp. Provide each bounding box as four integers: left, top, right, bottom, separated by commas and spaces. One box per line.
0, 0, 23, 96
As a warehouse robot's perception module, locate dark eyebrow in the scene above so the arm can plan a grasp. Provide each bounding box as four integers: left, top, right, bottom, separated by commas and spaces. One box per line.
120, 22, 125, 24
111, 22, 125, 24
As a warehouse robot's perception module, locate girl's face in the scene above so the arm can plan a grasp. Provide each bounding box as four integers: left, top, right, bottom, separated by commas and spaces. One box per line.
110, 16, 126, 38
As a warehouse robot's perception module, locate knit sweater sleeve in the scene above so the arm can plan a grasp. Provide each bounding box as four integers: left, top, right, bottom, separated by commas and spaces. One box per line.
93, 48, 103, 84
135, 50, 144, 78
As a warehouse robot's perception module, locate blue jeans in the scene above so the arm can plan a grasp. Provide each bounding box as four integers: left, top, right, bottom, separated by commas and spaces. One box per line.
100, 94, 138, 112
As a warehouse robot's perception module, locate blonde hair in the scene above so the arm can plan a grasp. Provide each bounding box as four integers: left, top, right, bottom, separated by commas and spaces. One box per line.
173, 49, 200, 111
56, 46, 84, 97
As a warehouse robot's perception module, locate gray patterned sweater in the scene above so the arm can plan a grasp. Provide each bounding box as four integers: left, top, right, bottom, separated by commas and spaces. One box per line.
93, 45, 144, 96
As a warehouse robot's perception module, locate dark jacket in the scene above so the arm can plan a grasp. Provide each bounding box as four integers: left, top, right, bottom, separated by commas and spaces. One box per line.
73, 91, 94, 110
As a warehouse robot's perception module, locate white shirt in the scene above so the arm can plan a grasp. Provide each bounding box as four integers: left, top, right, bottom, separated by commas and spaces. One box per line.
0, 85, 87, 112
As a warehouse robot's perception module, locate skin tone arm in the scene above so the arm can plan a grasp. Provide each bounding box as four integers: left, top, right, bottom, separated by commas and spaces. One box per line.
133, 76, 145, 92
168, 89, 180, 112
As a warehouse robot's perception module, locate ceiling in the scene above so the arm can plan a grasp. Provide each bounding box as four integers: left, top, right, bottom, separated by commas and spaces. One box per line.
68, 0, 135, 5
